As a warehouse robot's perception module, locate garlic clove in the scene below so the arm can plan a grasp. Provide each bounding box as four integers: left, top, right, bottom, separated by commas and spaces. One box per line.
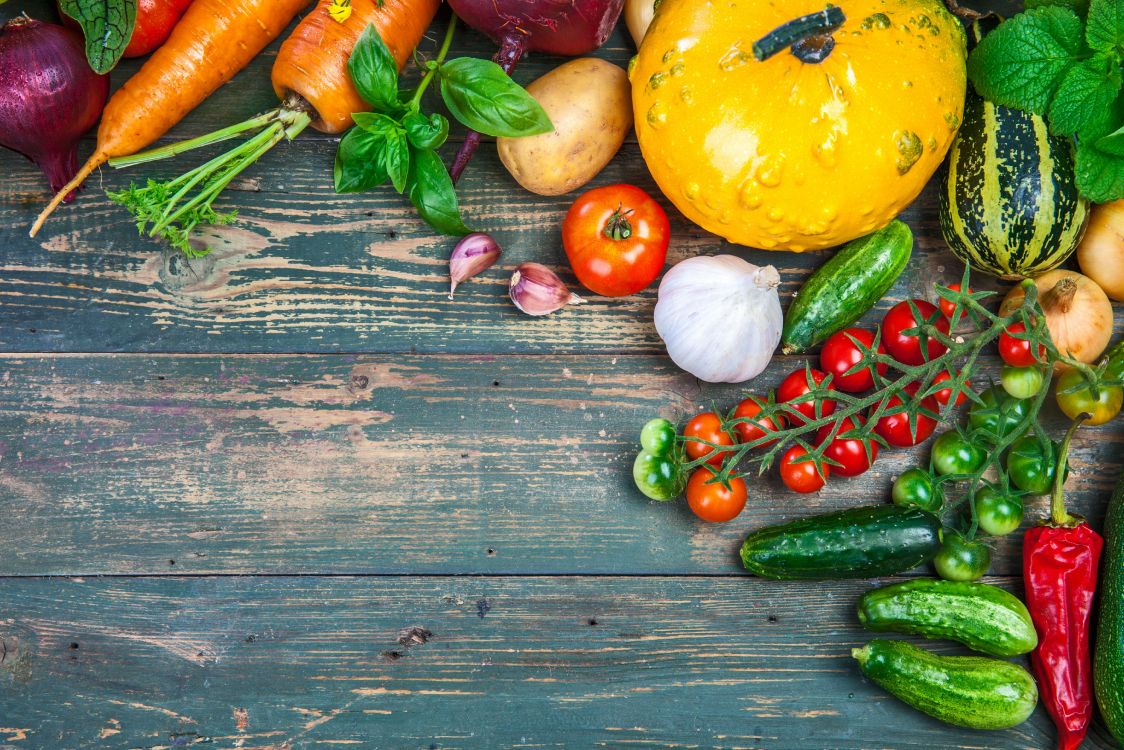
449, 232, 502, 298
509, 262, 586, 316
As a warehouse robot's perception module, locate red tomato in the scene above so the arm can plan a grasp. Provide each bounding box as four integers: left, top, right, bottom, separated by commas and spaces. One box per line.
562, 184, 670, 297
686, 468, 747, 522
779, 445, 829, 493
931, 370, 969, 407
939, 283, 970, 319
732, 396, 784, 446
998, 322, 1045, 367
882, 300, 950, 365
59, 0, 193, 57
682, 412, 734, 466
872, 383, 938, 448
819, 328, 889, 393
776, 368, 836, 426
816, 416, 878, 477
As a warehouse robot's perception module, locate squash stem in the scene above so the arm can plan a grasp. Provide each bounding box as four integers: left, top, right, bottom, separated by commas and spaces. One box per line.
752, 6, 846, 62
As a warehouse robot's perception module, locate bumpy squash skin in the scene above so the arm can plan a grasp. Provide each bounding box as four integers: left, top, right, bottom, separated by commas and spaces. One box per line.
631, 0, 967, 252
938, 92, 1090, 280
1095, 476, 1124, 743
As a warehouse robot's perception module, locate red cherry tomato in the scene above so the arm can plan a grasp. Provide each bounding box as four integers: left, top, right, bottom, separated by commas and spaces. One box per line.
930, 370, 969, 407
682, 412, 735, 466
998, 322, 1046, 368
732, 396, 784, 447
939, 283, 970, 319
686, 468, 747, 522
562, 184, 670, 297
872, 383, 938, 448
776, 368, 836, 426
882, 300, 950, 365
819, 328, 889, 393
60, 0, 193, 57
816, 416, 878, 477
779, 445, 829, 493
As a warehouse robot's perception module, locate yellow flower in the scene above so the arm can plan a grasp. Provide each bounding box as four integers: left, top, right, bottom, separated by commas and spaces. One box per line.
328, 0, 352, 23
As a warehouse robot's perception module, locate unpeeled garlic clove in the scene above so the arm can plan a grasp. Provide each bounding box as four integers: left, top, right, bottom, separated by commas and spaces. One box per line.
509, 262, 585, 316
449, 233, 502, 298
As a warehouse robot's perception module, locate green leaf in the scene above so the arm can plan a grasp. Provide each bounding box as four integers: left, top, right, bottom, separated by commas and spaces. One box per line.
384, 128, 410, 194
405, 148, 471, 236
438, 58, 553, 138
967, 7, 1086, 114
1087, 0, 1124, 55
1026, 0, 1089, 17
1048, 55, 1122, 135
334, 128, 389, 194
59, 0, 137, 74
348, 24, 401, 113
1076, 138, 1124, 201
1096, 121, 1124, 154
403, 112, 449, 150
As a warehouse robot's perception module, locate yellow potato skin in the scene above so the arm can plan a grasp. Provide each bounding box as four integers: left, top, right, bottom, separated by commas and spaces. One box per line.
499, 58, 633, 196
632, 0, 967, 251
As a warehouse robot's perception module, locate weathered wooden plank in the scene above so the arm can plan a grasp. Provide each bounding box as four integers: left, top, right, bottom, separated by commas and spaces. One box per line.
0, 575, 1115, 750
1, 353, 1118, 576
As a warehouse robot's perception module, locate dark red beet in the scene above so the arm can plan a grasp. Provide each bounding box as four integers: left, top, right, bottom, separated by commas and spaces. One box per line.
446, 0, 624, 181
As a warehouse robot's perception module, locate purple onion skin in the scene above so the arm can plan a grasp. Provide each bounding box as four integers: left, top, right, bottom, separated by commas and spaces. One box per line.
0, 18, 109, 202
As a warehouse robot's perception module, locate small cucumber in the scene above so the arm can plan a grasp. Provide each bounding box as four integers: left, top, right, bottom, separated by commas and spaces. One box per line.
740, 505, 940, 580
853, 639, 1038, 730
857, 578, 1037, 657
1095, 474, 1124, 743
781, 220, 913, 354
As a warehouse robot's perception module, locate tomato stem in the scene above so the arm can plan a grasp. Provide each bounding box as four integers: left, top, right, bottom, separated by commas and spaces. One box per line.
603, 204, 634, 241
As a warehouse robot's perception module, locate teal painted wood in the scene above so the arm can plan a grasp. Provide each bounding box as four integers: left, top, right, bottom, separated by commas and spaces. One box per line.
1, 353, 1118, 576
0, 575, 1116, 749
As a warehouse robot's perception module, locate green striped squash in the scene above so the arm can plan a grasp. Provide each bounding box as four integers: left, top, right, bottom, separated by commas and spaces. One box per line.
938, 91, 1089, 280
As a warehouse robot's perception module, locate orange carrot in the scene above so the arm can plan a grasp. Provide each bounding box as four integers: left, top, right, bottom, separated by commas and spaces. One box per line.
31, 0, 310, 236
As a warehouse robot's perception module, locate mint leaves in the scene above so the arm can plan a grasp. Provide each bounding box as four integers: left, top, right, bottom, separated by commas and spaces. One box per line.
969, 0, 1124, 202
334, 21, 552, 236
59, 0, 137, 74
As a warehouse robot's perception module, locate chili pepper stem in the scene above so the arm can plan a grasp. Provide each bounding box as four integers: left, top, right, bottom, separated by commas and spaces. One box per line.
1050, 415, 1089, 527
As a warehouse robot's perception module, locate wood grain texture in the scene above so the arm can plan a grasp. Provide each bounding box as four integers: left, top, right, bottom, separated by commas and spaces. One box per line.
1, 353, 1119, 576
0, 575, 1118, 750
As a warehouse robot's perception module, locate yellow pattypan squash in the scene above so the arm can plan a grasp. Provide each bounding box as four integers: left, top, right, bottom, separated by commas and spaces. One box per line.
632, 0, 967, 252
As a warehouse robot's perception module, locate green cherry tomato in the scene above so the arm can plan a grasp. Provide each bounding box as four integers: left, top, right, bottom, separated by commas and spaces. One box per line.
973, 487, 1024, 536
968, 385, 1031, 443
931, 431, 987, 476
1000, 365, 1045, 400
1007, 435, 1065, 495
1055, 368, 1124, 426
633, 450, 683, 501
934, 531, 991, 582
640, 417, 677, 455
892, 468, 942, 512
1106, 352, 1124, 383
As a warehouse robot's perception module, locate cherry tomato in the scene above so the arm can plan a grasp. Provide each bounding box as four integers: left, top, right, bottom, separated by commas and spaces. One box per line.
1055, 368, 1124, 426
732, 396, 784, 447
973, 487, 1024, 537
633, 451, 683, 501
968, 385, 1031, 441
892, 468, 942, 512
939, 283, 970, 319
930, 370, 969, 408
1000, 365, 1045, 400
934, 531, 991, 582
1007, 435, 1065, 495
882, 299, 950, 365
779, 445, 829, 493
819, 328, 888, 393
776, 368, 836, 426
562, 184, 670, 297
816, 416, 878, 477
686, 468, 747, 522
640, 417, 677, 455
682, 412, 735, 466
872, 383, 938, 448
998, 322, 1046, 368
930, 431, 986, 476
61, 0, 193, 57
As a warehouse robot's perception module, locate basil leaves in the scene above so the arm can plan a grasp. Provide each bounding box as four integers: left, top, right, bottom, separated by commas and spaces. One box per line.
334, 20, 552, 236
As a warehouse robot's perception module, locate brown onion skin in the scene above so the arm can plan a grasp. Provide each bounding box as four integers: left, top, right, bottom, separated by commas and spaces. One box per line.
0, 18, 109, 202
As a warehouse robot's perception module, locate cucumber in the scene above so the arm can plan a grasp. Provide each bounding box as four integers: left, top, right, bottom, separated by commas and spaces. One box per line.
1095, 474, 1124, 743
853, 640, 1037, 729
740, 505, 940, 580
781, 220, 913, 354
857, 578, 1037, 657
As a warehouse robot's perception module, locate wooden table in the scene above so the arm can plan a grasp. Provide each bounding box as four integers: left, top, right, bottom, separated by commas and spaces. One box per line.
2, 4, 1122, 748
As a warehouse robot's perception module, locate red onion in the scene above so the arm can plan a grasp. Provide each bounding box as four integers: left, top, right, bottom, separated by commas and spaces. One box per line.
0, 17, 109, 202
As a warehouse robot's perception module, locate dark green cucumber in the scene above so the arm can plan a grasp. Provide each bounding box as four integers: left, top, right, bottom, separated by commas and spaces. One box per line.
852, 639, 1038, 729
1095, 474, 1124, 743
781, 220, 913, 354
857, 578, 1037, 657
740, 505, 940, 580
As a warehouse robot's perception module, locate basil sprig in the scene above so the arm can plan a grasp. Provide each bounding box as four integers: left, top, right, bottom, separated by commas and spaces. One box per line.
335, 18, 552, 236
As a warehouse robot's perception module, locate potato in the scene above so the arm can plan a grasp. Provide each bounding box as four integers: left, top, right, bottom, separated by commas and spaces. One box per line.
498, 58, 633, 196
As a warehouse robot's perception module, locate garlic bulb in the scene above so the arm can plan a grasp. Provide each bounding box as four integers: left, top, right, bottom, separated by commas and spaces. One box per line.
653, 255, 782, 383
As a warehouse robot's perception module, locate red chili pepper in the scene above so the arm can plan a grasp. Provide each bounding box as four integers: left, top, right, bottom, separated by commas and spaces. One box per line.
1023, 417, 1102, 750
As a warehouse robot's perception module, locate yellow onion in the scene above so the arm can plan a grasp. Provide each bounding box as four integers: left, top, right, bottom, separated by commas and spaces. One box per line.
1001, 270, 1114, 367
